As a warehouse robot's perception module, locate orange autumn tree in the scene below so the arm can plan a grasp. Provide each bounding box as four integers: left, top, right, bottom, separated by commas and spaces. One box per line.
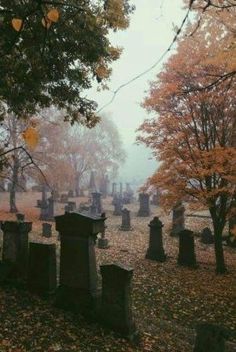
138, 10, 236, 274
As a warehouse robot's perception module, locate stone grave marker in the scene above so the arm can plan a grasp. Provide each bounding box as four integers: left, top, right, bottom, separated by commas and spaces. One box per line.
98, 213, 109, 249
137, 193, 150, 217
1, 221, 32, 280
146, 217, 166, 262
113, 195, 123, 216
55, 212, 105, 316
91, 192, 102, 215
171, 201, 185, 236
100, 263, 138, 340
42, 223, 52, 238
178, 229, 197, 268
119, 208, 132, 231
28, 242, 57, 295
200, 227, 214, 244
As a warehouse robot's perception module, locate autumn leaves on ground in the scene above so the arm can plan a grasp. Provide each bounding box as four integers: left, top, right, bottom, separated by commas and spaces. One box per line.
0, 193, 235, 352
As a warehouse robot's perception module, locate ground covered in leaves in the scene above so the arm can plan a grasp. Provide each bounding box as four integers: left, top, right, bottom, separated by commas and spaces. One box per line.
0, 192, 235, 352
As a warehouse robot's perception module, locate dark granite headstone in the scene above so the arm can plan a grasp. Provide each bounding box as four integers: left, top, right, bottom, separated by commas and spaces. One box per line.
120, 208, 132, 231
113, 195, 123, 216
137, 193, 150, 217
100, 264, 138, 340
1, 221, 32, 280
91, 192, 102, 215
171, 201, 185, 236
42, 223, 52, 238
178, 229, 197, 268
98, 213, 109, 249
146, 217, 166, 262
201, 227, 214, 244
28, 242, 57, 295
194, 323, 228, 352
55, 212, 105, 316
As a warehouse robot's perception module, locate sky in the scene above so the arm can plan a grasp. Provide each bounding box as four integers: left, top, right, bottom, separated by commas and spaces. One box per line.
88, 0, 186, 183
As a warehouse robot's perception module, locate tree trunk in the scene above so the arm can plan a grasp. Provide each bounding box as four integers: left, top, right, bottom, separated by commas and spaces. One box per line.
10, 156, 18, 213
213, 223, 227, 274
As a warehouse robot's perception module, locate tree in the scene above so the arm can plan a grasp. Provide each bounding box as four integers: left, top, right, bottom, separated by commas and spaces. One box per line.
137, 11, 236, 274
31, 109, 126, 192
0, 1, 134, 124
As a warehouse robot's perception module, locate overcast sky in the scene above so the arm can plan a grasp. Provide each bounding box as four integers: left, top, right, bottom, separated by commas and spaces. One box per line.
88, 0, 185, 183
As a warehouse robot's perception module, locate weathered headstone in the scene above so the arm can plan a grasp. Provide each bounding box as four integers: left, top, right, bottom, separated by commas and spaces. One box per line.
91, 192, 102, 214
146, 217, 166, 262
119, 208, 132, 231
113, 195, 123, 216
201, 227, 214, 244
98, 213, 109, 249
171, 201, 185, 236
111, 182, 117, 196
178, 229, 197, 268
42, 223, 52, 238
1, 221, 32, 280
193, 323, 228, 352
28, 242, 57, 295
55, 212, 105, 315
137, 193, 150, 217
100, 264, 138, 340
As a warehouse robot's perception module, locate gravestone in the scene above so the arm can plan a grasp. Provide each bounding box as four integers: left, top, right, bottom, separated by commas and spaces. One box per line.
178, 229, 197, 268
16, 213, 25, 222
1, 221, 32, 280
201, 227, 214, 244
65, 201, 76, 213
146, 217, 166, 262
113, 195, 123, 216
40, 195, 54, 221
137, 193, 150, 217
111, 182, 117, 196
42, 223, 52, 238
171, 201, 185, 236
119, 208, 132, 231
98, 213, 109, 249
91, 192, 102, 214
100, 264, 138, 340
28, 242, 57, 295
194, 323, 228, 352
55, 212, 105, 315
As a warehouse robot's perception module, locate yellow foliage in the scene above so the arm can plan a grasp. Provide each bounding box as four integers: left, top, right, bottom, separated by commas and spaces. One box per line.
22, 127, 39, 150
11, 18, 23, 32
47, 9, 60, 23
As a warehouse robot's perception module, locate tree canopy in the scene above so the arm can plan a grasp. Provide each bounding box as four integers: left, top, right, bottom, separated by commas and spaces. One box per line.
0, 0, 134, 125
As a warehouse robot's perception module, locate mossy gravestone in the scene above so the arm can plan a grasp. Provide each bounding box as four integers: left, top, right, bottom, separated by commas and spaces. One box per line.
146, 217, 166, 262
137, 193, 150, 217
178, 229, 197, 268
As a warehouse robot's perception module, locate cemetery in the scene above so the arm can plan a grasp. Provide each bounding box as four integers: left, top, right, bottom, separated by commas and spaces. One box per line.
0, 189, 235, 352
0, 1, 235, 351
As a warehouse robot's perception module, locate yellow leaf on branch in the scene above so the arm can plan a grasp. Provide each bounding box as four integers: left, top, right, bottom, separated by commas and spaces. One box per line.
47, 9, 60, 23
12, 18, 23, 32
22, 126, 39, 150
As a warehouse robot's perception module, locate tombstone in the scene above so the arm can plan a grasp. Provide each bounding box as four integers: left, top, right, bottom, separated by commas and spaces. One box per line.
113, 196, 123, 216
1, 221, 32, 280
65, 201, 76, 213
178, 229, 197, 268
119, 208, 132, 231
119, 182, 123, 197
146, 217, 166, 262
28, 242, 57, 295
91, 192, 102, 215
16, 213, 25, 222
68, 190, 74, 198
40, 195, 54, 221
55, 212, 105, 315
100, 264, 138, 340
98, 213, 109, 249
42, 223, 52, 238
171, 201, 185, 236
201, 227, 214, 244
111, 182, 117, 196
137, 193, 150, 217
193, 323, 229, 352
89, 170, 97, 192
60, 194, 68, 203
